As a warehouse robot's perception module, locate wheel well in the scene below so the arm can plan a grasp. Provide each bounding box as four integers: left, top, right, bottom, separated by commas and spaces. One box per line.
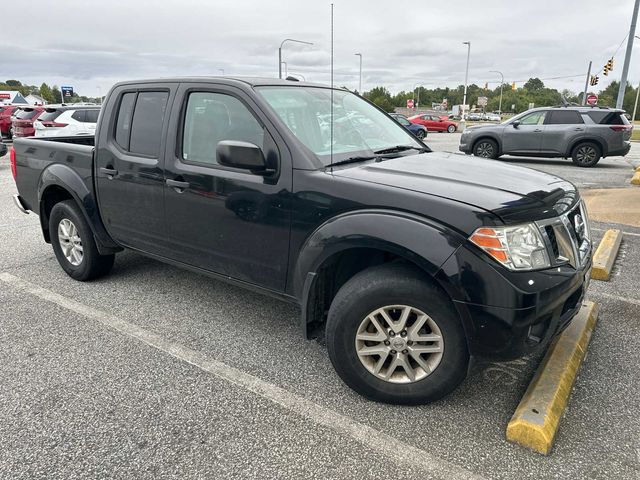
472, 136, 500, 154
40, 185, 74, 242
568, 138, 605, 157
304, 247, 446, 339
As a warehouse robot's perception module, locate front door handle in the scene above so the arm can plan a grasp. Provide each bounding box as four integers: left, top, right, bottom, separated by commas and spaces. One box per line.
99, 167, 118, 178
574, 127, 584, 131
534, 129, 543, 133
166, 178, 190, 192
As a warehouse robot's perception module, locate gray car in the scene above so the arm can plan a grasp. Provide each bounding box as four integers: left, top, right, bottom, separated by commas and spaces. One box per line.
459, 106, 632, 167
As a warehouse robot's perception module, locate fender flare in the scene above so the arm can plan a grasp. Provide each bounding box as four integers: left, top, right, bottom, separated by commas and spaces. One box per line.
38, 163, 120, 254
293, 209, 467, 333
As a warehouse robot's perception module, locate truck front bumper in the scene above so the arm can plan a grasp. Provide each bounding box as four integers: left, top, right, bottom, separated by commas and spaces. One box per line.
437, 245, 592, 360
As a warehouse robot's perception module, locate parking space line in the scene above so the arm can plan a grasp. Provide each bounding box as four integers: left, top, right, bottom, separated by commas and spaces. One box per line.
592, 291, 640, 307
0, 272, 484, 480
591, 227, 640, 238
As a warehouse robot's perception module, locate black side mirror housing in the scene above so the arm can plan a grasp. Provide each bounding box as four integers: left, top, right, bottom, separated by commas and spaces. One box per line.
216, 140, 270, 174
512, 120, 521, 128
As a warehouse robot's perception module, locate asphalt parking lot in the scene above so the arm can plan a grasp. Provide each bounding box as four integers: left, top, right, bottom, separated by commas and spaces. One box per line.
1, 137, 640, 479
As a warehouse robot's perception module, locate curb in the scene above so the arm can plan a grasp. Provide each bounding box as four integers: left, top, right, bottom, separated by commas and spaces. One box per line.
506, 301, 599, 455
591, 229, 623, 281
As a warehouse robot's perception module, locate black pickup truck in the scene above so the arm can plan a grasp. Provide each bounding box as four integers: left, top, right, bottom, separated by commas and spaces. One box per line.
11, 77, 592, 404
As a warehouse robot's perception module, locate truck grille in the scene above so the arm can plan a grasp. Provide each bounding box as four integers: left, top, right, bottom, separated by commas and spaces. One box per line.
537, 200, 591, 269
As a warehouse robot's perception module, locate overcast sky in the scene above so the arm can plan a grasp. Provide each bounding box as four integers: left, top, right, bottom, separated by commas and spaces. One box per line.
4, 0, 639, 97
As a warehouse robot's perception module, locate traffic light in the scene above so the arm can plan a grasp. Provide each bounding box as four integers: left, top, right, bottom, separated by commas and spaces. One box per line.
484, 82, 488, 90
590, 75, 599, 86
603, 58, 614, 76
511, 82, 516, 91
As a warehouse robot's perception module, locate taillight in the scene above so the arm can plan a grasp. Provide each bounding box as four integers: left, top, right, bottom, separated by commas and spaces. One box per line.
40, 121, 68, 128
609, 125, 633, 132
10, 146, 17, 180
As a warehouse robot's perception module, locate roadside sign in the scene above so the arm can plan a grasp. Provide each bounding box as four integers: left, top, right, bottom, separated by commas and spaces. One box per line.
61, 86, 74, 98
586, 94, 598, 106
442, 98, 448, 109
528, 102, 535, 109
0, 93, 10, 99
407, 99, 414, 109
477, 96, 488, 107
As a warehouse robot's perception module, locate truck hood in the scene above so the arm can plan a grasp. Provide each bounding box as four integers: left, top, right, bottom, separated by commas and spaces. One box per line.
331, 151, 578, 223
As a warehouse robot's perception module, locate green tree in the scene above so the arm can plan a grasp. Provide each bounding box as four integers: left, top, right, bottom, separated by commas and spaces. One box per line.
5, 79, 22, 87
51, 85, 62, 103
39, 83, 56, 103
524, 78, 544, 92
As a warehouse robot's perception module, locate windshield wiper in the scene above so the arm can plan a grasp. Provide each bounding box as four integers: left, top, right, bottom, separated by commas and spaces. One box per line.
373, 145, 429, 155
325, 155, 379, 168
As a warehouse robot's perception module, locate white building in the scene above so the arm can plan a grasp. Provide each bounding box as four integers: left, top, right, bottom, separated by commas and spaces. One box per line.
26, 94, 46, 105
0, 91, 28, 105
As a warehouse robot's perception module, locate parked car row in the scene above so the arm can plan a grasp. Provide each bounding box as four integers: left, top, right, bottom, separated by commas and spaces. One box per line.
0, 104, 101, 140
466, 112, 501, 122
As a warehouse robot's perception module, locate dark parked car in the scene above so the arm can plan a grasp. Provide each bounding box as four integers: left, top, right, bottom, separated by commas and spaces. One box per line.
460, 106, 632, 167
389, 113, 427, 140
11, 77, 592, 404
0, 141, 7, 157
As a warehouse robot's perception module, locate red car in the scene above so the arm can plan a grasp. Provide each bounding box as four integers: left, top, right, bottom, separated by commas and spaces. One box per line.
408, 114, 458, 133
11, 106, 45, 138
0, 105, 22, 139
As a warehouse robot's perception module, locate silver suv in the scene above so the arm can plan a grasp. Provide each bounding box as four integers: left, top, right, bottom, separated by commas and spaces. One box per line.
459, 106, 632, 167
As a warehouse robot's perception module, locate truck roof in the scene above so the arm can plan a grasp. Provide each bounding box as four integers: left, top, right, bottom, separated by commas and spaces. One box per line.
112, 76, 336, 90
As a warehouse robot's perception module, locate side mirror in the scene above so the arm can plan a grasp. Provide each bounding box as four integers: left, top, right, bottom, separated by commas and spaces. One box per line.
512, 120, 520, 128
216, 140, 270, 174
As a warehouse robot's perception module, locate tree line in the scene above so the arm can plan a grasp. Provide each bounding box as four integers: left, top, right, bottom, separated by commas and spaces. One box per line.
362, 77, 638, 115
0, 79, 100, 104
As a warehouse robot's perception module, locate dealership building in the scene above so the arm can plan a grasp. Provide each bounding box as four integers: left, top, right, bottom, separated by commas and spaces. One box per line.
0, 91, 29, 105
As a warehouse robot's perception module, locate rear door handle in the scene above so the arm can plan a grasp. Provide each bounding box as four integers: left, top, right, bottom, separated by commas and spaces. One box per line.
99, 167, 118, 178
574, 127, 584, 131
534, 129, 543, 132
166, 178, 190, 192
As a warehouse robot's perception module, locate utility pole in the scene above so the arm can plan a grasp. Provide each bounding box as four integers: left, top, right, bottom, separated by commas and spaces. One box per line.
490, 70, 504, 114
617, 0, 640, 109
633, 79, 640, 121
354, 53, 362, 94
462, 41, 471, 122
582, 61, 592, 105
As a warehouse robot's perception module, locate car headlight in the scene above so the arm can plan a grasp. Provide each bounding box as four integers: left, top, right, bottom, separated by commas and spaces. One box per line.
469, 223, 550, 271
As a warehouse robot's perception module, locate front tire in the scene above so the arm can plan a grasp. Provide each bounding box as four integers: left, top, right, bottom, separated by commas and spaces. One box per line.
326, 264, 469, 405
447, 124, 456, 133
571, 142, 601, 167
415, 129, 426, 140
473, 139, 499, 159
49, 200, 115, 281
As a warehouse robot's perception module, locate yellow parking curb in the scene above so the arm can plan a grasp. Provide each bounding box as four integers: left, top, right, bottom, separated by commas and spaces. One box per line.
632, 172, 640, 185
506, 301, 599, 455
591, 229, 623, 281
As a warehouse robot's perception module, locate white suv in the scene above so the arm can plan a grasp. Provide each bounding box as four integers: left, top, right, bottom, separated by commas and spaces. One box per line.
34, 106, 101, 137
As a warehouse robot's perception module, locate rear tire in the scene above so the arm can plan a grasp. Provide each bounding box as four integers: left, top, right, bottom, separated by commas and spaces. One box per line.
447, 125, 456, 133
49, 200, 115, 281
326, 263, 469, 405
473, 139, 499, 159
571, 142, 601, 167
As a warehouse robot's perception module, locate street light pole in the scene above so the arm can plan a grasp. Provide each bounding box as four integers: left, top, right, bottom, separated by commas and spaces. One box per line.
279, 38, 314, 79
617, 0, 640, 109
413, 83, 423, 111
281, 62, 288, 77
489, 70, 504, 114
462, 41, 471, 122
354, 53, 362, 94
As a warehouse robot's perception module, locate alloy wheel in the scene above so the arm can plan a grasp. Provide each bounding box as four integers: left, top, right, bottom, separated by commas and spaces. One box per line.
58, 218, 84, 266
576, 145, 597, 164
476, 142, 495, 158
355, 305, 444, 383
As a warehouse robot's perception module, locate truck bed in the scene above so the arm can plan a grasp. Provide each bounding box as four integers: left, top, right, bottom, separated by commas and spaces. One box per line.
13, 135, 96, 214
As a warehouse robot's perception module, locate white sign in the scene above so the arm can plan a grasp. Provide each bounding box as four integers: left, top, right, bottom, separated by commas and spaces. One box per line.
477, 96, 488, 107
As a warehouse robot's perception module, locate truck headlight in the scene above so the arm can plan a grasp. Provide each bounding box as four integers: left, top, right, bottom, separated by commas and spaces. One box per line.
469, 223, 550, 271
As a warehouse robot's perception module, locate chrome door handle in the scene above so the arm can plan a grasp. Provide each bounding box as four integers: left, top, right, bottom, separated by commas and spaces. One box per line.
99, 167, 118, 178
166, 178, 190, 192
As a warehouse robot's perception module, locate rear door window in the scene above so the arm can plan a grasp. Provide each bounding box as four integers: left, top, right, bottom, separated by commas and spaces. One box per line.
129, 91, 169, 157
115, 92, 136, 149
545, 110, 583, 125
85, 109, 100, 123
71, 110, 87, 122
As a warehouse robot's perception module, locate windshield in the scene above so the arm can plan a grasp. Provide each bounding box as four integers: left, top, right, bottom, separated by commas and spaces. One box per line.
257, 86, 422, 165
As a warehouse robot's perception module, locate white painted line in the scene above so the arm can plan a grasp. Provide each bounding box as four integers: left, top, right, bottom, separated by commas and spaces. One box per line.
0, 272, 484, 480
591, 291, 640, 307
